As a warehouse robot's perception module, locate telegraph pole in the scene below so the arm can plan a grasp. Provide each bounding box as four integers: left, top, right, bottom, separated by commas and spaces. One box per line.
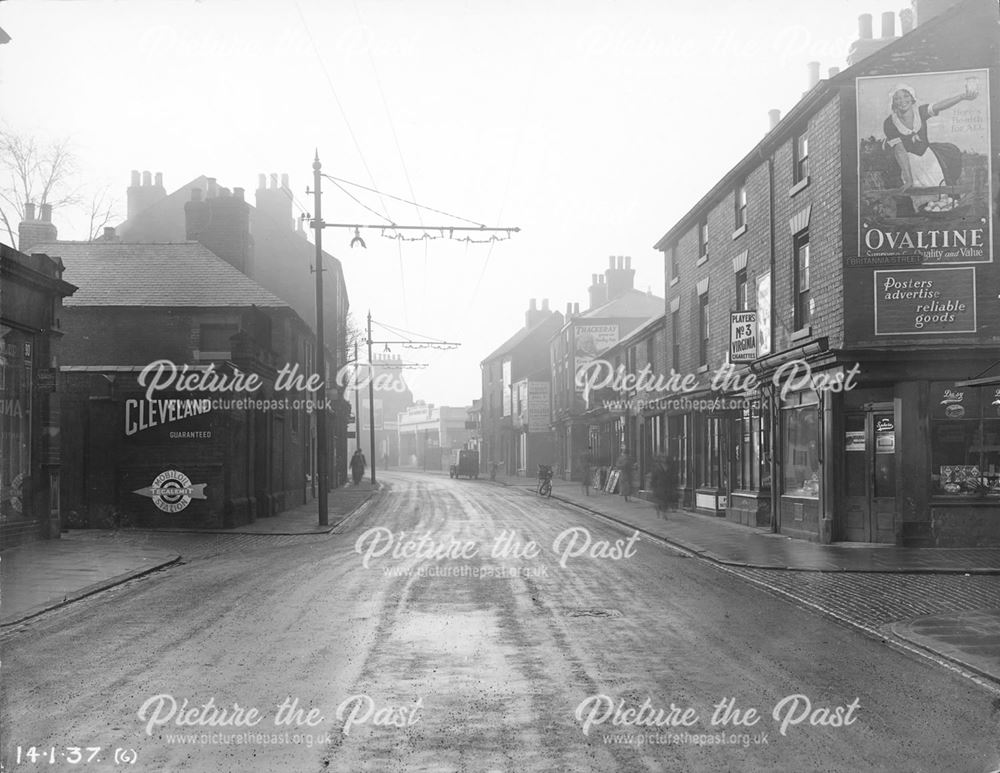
367, 311, 378, 485
311, 152, 329, 526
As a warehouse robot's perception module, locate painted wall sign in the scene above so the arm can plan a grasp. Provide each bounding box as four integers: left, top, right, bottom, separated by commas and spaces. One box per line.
845, 431, 865, 451
873, 267, 976, 335
729, 311, 758, 362
857, 69, 992, 263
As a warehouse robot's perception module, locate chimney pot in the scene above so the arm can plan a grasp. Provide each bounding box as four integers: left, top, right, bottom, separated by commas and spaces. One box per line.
609, 256, 615, 269
24, 202, 35, 221
574, 303, 580, 314
625, 256, 631, 269
859, 13, 873, 39
828, 66, 840, 78
258, 174, 266, 191
807, 61, 821, 88
542, 299, 549, 311
234, 187, 245, 202
529, 298, 537, 310
142, 170, 152, 186
768, 109, 781, 130
40, 203, 52, 222
566, 303, 572, 315
281, 173, 289, 189
154, 172, 163, 188
881, 11, 894, 38
130, 170, 140, 187
270, 173, 278, 190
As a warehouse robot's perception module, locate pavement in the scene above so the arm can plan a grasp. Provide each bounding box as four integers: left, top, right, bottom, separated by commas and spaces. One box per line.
2, 470, 998, 688
0, 481, 379, 627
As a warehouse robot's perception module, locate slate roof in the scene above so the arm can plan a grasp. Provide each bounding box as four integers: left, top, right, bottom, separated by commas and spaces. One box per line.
578, 289, 664, 319
30, 241, 289, 308
482, 312, 564, 363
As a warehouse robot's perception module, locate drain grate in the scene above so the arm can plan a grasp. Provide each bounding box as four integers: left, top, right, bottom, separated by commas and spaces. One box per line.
562, 607, 623, 618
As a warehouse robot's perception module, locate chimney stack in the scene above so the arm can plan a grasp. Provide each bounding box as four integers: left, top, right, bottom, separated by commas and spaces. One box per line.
18, 200, 58, 252
126, 168, 167, 220
186, 182, 253, 275
848, 10, 900, 66
605, 254, 636, 301
588, 272, 609, 310
525, 297, 548, 328
255, 171, 294, 231
768, 109, 781, 130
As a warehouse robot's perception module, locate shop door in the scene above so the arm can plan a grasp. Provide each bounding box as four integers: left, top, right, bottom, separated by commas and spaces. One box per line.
842, 410, 896, 543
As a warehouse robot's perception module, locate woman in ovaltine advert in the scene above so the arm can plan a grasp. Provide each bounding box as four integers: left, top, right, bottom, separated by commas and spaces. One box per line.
857, 69, 991, 262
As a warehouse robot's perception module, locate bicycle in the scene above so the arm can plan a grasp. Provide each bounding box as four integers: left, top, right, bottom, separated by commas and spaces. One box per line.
537, 464, 553, 497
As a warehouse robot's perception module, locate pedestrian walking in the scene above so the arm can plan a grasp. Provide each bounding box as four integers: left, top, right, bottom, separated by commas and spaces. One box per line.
615, 447, 634, 503
650, 453, 680, 517
350, 448, 367, 485
580, 447, 594, 496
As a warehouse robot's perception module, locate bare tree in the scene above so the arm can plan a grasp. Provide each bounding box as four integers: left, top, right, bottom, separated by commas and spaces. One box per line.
0, 128, 120, 247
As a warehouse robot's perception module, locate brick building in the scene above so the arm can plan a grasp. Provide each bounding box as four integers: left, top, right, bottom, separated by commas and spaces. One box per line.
29, 240, 319, 529
654, 0, 1000, 545
116, 171, 352, 487
550, 257, 664, 480
0, 238, 77, 547
397, 402, 475, 472
480, 299, 563, 477
581, 314, 667, 490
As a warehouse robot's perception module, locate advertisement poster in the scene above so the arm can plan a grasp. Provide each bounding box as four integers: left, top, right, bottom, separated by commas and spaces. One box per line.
573, 324, 618, 392
857, 69, 991, 263
729, 311, 757, 363
501, 359, 512, 417
756, 273, 772, 356
526, 381, 551, 433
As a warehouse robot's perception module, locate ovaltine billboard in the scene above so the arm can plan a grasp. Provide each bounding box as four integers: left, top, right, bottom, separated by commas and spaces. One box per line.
857, 69, 991, 263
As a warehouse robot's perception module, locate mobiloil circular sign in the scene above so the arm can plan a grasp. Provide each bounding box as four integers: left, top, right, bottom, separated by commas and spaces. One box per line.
133, 470, 208, 513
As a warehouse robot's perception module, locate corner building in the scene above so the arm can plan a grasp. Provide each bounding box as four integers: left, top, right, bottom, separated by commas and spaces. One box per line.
654, 0, 1000, 546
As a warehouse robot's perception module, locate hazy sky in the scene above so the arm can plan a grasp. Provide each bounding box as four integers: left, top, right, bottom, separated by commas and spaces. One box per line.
1, 0, 885, 405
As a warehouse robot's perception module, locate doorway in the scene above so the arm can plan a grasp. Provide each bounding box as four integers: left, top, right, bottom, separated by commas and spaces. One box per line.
841, 405, 896, 543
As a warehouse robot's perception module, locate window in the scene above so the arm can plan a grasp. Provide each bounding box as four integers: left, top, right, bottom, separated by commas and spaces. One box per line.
735, 181, 747, 229
698, 220, 709, 261
199, 323, 237, 353
699, 416, 721, 488
698, 293, 709, 367
646, 336, 655, 371
794, 132, 809, 183
735, 399, 770, 491
782, 402, 819, 498
735, 269, 748, 312
794, 232, 810, 329
671, 309, 680, 371
670, 245, 680, 283
931, 383, 1000, 497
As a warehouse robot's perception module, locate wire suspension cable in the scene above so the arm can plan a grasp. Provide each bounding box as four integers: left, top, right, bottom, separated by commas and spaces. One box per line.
322, 174, 485, 227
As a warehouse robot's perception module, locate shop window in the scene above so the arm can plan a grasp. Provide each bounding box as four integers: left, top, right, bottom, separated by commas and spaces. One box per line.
735, 400, 762, 491
670, 414, 689, 489
931, 383, 1000, 497
699, 416, 721, 488
0, 327, 32, 523
782, 403, 819, 498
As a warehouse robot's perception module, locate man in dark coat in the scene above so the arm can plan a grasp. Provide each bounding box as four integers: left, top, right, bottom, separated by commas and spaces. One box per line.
350, 449, 367, 485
